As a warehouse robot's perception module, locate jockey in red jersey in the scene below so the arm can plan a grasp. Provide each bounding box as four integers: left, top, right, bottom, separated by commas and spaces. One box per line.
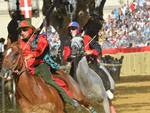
18, 20, 48, 75
18, 20, 74, 104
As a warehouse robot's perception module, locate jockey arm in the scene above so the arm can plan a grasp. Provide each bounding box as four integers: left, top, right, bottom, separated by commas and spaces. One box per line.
63, 38, 72, 63
31, 34, 48, 58
63, 46, 71, 63
83, 34, 101, 56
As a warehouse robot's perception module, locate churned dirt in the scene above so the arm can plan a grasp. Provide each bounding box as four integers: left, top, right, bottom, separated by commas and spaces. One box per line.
66, 75, 150, 113
112, 75, 150, 113
1, 75, 150, 113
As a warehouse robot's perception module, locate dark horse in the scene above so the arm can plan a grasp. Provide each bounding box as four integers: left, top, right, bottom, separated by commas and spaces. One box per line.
42, 0, 106, 37
1, 42, 92, 113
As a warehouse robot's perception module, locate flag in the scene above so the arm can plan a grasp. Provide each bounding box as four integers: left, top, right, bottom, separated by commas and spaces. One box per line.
20, 0, 32, 18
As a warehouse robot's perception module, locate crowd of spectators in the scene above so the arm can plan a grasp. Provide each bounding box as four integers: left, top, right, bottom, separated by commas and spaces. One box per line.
100, 0, 150, 49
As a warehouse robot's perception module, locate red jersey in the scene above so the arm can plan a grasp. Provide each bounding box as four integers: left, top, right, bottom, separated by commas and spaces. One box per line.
19, 34, 48, 74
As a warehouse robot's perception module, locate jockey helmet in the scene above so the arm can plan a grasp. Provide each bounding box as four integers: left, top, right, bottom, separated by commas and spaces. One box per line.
68, 21, 80, 29
18, 20, 35, 30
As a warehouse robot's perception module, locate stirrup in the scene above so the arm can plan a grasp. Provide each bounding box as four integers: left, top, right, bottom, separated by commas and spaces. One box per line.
88, 106, 98, 113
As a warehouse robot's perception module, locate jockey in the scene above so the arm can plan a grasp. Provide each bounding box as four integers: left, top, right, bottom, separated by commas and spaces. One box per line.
64, 21, 114, 100
63, 21, 83, 81
63, 21, 102, 81
18, 20, 45, 75
17, 20, 74, 105
18, 20, 60, 75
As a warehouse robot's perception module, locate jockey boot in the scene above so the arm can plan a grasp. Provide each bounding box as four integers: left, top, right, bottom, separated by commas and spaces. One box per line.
35, 63, 74, 106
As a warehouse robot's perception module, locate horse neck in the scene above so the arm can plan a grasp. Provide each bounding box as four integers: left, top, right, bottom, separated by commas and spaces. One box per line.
14, 54, 28, 76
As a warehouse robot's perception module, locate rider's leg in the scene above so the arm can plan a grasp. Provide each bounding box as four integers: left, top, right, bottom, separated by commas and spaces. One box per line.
35, 63, 74, 106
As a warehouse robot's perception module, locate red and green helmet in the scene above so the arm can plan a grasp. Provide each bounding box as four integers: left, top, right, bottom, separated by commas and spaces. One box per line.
18, 20, 35, 30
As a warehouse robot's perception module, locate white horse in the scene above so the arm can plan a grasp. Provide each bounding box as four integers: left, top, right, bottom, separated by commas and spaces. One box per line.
76, 56, 116, 113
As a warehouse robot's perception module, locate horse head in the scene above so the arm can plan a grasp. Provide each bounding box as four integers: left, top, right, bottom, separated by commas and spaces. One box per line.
42, 0, 70, 36
1, 42, 24, 80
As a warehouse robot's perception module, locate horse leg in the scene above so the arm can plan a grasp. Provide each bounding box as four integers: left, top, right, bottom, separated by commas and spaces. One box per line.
99, 81, 112, 113
102, 94, 117, 113
102, 97, 111, 113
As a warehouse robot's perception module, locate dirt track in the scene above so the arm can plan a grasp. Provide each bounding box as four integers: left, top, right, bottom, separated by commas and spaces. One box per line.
112, 75, 150, 113
0, 75, 150, 113
66, 75, 150, 113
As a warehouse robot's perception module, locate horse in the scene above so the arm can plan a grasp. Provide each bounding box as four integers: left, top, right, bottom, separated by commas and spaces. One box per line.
0, 42, 93, 113
76, 56, 116, 113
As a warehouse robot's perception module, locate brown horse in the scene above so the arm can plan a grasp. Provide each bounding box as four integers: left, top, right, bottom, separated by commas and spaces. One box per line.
1, 42, 89, 113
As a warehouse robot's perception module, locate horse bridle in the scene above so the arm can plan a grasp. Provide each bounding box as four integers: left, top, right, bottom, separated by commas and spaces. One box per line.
1, 50, 27, 81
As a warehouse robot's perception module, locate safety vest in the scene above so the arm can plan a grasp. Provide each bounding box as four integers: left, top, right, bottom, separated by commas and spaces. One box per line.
20, 0, 32, 18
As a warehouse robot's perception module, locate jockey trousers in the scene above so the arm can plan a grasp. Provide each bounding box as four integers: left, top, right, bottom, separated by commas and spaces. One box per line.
35, 63, 74, 105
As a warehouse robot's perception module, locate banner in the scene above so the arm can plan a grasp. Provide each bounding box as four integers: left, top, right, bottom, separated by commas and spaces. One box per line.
20, 0, 32, 18
102, 46, 150, 55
